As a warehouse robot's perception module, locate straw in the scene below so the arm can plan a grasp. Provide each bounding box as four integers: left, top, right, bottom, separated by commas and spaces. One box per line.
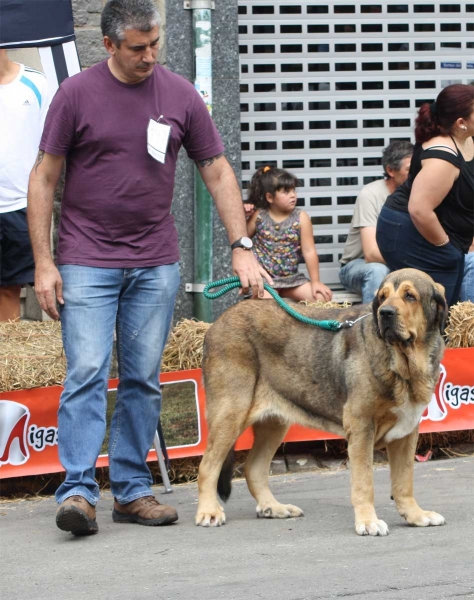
1, 300, 472, 392
444, 301, 474, 348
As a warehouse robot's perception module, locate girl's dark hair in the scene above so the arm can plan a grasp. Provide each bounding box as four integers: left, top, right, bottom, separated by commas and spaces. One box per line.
247, 166, 298, 209
414, 84, 474, 143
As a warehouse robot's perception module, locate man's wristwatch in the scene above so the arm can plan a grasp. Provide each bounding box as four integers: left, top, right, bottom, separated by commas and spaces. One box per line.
231, 237, 253, 251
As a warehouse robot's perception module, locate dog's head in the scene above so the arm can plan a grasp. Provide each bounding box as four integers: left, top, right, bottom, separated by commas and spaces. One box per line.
372, 269, 447, 345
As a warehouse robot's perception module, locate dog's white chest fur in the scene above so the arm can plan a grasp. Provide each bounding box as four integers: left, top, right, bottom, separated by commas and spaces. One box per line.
384, 402, 426, 443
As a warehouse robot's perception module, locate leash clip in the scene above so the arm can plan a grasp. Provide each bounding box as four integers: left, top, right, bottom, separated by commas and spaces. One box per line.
340, 313, 371, 329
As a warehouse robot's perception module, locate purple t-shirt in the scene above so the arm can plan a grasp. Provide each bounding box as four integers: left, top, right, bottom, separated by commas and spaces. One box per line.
40, 60, 225, 267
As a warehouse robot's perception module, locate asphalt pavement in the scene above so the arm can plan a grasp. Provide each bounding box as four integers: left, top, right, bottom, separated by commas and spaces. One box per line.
1, 456, 473, 600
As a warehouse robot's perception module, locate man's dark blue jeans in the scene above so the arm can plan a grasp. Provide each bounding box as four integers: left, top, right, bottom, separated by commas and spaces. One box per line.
376, 205, 465, 306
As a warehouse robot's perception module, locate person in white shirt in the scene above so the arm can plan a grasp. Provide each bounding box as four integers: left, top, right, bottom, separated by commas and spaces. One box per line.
0, 49, 49, 320
339, 140, 414, 303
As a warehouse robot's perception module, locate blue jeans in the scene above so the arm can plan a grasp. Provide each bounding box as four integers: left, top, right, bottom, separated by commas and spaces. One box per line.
461, 252, 474, 302
339, 258, 390, 303
376, 206, 464, 307
55, 264, 180, 506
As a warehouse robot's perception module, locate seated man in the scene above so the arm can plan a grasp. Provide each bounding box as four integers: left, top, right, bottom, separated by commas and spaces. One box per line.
339, 140, 413, 303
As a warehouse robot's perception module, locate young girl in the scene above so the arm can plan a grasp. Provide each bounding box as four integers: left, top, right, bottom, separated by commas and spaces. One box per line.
246, 166, 332, 302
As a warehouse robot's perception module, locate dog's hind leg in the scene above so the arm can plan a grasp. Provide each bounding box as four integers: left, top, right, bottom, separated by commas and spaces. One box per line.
387, 429, 445, 528
245, 419, 304, 519
195, 408, 248, 527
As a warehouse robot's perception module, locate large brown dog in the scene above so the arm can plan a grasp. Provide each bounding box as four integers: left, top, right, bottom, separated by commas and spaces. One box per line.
196, 268, 448, 536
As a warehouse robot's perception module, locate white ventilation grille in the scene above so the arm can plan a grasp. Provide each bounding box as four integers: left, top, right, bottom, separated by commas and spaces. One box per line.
238, 1, 474, 283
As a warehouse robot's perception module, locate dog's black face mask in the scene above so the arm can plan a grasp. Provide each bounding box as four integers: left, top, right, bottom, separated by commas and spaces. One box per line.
372, 293, 383, 339
431, 289, 448, 335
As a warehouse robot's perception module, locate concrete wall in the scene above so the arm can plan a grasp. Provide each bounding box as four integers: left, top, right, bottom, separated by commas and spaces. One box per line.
166, 0, 241, 320
7, 48, 43, 71
50, 0, 241, 322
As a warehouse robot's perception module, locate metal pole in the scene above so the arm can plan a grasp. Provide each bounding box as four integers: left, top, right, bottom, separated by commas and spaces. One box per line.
191, 5, 214, 322
153, 430, 173, 494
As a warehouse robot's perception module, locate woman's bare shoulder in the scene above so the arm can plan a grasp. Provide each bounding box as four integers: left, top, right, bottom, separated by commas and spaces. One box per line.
422, 135, 457, 155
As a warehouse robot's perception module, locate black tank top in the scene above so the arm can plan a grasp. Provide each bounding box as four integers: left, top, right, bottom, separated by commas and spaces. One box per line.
385, 139, 474, 253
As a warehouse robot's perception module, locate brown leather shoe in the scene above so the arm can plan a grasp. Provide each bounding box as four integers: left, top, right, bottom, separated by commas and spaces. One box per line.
112, 496, 178, 526
56, 495, 98, 536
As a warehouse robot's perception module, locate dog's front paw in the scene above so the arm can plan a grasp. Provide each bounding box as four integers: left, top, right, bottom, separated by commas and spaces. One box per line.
195, 504, 226, 527
406, 510, 446, 528
256, 502, 304, 519
355, 519, 389, 536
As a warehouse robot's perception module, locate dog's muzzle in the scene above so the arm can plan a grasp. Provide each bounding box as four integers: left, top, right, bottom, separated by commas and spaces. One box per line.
379, 306, 399, 342
378, 305, 415, 345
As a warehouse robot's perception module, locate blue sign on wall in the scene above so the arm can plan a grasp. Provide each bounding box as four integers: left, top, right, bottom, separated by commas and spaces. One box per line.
441, 62, 462, 69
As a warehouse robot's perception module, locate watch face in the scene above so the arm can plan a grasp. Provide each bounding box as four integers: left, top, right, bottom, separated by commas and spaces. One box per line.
231, 237, 253, 250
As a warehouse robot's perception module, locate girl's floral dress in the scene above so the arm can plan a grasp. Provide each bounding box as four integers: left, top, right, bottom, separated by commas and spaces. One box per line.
253, 208, 309, 288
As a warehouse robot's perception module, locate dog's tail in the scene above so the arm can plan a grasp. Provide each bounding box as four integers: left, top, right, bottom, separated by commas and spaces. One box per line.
217, 448, 235, 502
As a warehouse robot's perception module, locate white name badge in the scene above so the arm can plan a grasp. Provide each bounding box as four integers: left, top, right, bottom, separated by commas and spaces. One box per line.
147, 117, 171, 163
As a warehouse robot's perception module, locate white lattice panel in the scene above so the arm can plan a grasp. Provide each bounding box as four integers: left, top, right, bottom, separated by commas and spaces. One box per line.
238, 0, 474, 283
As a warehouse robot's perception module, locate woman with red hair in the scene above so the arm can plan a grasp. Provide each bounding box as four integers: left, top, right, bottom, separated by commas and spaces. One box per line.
376, 84, 474, 306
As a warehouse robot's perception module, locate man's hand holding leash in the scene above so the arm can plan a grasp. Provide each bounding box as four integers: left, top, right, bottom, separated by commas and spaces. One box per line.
231, 246, 273, 298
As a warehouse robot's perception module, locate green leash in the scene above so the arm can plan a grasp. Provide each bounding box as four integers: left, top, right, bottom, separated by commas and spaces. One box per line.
203, 276, 369, 331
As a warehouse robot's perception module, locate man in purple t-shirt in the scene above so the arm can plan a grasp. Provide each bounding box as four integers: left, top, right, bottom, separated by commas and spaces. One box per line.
27, 0, 270, 537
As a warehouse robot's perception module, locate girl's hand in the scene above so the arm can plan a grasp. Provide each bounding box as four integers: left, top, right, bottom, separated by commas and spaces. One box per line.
312, 282, 333, 302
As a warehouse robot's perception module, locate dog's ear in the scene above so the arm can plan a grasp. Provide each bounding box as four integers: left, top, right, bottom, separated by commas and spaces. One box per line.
372, 291, 382, 338
432, 285, 448, 335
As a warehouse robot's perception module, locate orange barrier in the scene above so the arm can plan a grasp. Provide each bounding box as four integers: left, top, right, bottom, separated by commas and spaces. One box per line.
1, 348, 473, 479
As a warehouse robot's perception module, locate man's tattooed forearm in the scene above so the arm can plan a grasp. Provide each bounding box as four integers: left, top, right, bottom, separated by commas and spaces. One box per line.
196, 153, 224, 168
34, 150, 45, 173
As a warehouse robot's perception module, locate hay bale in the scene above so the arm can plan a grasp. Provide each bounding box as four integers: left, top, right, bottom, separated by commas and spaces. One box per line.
1, 299, 473, 392
161, 319, 211, 372
300, 299, 351, 309
0, 321, 65, 392
445, 301, 474, 348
